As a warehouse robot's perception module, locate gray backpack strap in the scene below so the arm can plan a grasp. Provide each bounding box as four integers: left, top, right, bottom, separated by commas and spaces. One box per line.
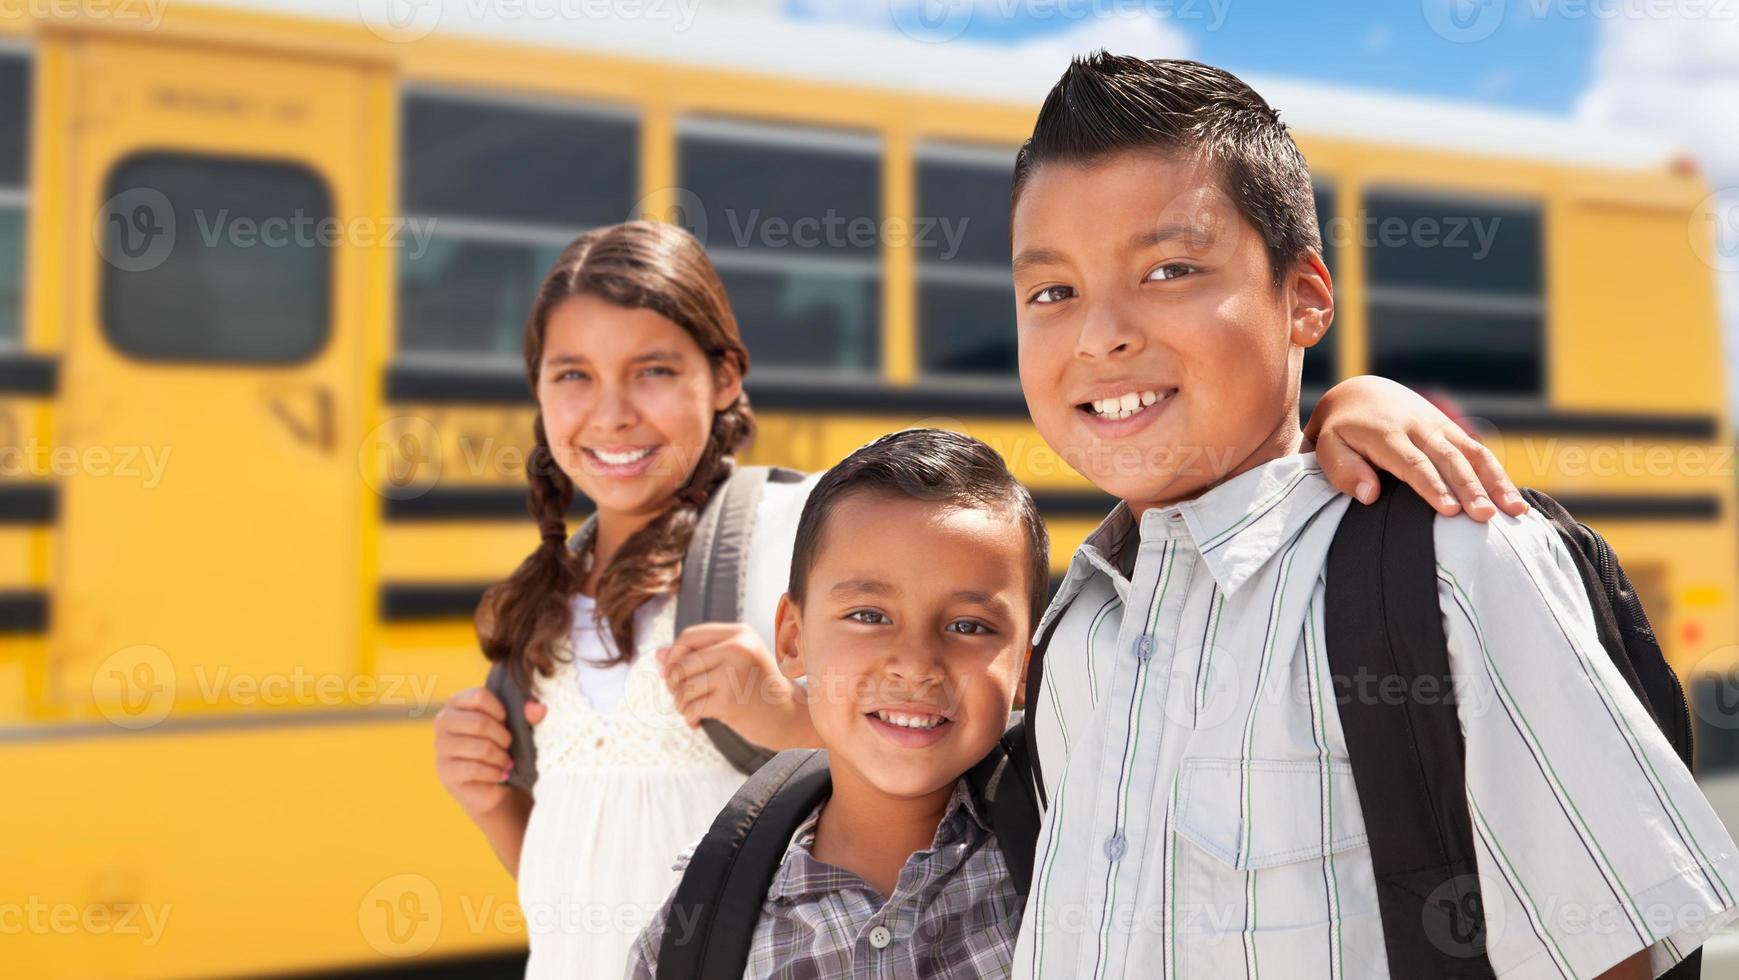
678, 464, 802, 775
485, 659, 539, 794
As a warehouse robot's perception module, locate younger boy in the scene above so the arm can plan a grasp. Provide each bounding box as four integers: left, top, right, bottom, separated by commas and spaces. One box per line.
1010, 54, 1739, 979
625, 427, 1049, 977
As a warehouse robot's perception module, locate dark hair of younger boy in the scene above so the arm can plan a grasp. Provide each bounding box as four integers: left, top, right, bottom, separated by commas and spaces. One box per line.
786, 428, 1051, 632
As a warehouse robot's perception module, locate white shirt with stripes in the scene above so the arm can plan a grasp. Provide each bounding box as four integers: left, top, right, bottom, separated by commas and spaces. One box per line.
1013, 451, 1739, 980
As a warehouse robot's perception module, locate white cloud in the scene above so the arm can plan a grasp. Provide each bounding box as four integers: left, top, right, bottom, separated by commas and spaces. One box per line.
1576, 8, 1739, 421
786, 0, 1193, 59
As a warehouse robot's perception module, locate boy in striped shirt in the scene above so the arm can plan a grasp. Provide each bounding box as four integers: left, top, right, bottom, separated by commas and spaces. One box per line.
1010, 53, 1738, 979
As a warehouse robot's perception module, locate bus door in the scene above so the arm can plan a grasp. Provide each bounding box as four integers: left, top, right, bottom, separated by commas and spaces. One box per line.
53, 32, 384, 718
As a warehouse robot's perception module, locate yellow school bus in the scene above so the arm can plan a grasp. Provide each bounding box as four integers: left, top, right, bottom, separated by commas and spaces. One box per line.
0, 1, 1733, 976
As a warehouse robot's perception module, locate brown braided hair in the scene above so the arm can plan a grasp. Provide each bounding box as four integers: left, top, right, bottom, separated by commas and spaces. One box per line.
476, 221, 754, 687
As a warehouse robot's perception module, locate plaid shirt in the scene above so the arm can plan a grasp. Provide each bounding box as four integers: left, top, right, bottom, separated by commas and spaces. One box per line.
625, 778, 1021, 979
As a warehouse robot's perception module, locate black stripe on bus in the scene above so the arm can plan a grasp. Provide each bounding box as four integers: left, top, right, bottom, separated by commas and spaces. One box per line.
385, 363, 1719, 439
0, 590, 48, 633
380, 583, 488, 621
0, 483, 56, 523
382, 487, 593, 521
0, 353, 58, 397
1551, 494, 1720, 521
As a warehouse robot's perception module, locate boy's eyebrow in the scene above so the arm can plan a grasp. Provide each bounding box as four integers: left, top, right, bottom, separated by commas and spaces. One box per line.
1013, 223, 1214, 275
952, 591, 1017, 617
543, 349, 683, 368
1011, 246, 1066, 276
1131, 223, 1212, 250
829, 578, 898, 598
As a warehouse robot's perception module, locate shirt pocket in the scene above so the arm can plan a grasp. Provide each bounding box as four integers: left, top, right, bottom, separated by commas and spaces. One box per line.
1171, 756, 1383, 973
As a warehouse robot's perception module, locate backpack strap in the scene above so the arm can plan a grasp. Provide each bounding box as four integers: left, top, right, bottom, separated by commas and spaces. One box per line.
657, 749, 833, 980
677, 463, 800, 775
483, 659, 539, 794
1324, 475, 1495, 978
1019, 612, 1065, 810
966, 715, 1042, 898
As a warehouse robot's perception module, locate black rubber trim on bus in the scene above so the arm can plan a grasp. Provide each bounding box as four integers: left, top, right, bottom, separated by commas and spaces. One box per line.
0, 483, 55, 523
381, 487, 592, 521
0, 353, 58, 397
0, 590, 48, 633
379, 583, 488, 622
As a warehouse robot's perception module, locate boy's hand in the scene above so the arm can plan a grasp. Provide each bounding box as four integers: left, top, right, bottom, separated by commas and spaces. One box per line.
658, 623, 813, 750
1307, 375, 1527, 521
434, 686, 539, 815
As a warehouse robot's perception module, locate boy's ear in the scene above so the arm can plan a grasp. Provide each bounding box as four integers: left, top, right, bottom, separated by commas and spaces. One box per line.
1287, 250, 1334, 349
1016, 645, 1033, 707
773, 593, 805, 681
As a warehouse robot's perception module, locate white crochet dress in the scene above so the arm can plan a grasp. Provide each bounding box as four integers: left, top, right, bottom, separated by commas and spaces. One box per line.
516, 592, 743, 980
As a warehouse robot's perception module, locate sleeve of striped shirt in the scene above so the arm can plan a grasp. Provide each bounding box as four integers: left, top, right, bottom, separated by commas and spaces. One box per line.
1434, 509, 1739, 979
621, 845, 697, 980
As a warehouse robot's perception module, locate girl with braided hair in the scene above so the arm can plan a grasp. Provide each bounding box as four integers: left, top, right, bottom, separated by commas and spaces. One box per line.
432, 221, 819, 979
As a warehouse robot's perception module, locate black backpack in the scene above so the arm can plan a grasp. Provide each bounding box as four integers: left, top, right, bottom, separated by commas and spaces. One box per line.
653, 718, 1042, 980
1019, 475, 1696, 979
1322, 476, 1696, 979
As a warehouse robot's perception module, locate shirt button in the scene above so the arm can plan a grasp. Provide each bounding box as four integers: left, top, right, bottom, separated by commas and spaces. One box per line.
1135, 635, 1155, 661
1104, 833, 1127, 861
868, 925, 893, 949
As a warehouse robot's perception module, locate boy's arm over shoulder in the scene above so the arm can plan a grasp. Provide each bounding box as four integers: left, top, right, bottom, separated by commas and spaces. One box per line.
1433, 510, 1739, 978
622, 841, 700, 980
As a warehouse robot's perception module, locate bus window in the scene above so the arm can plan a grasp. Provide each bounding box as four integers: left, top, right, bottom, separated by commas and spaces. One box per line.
398, 91, 638, 359
0, 51, 27, 348
916, 143, 1016, 379
1692, 672, 1739, 777
678, 117, 882, 375
1302, 183, 1336, 390
100, 154, 331, 364
1364, 191, 1545, 397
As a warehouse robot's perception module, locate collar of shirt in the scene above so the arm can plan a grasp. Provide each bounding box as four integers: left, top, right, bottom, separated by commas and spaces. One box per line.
1035, 451, 1337, 640
764, 778, 991, 905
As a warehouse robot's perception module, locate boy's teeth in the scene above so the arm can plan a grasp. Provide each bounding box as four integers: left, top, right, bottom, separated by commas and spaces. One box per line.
592, 447, 653, 465
1089, 389, 1169, 420
873, 709, 944, 730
